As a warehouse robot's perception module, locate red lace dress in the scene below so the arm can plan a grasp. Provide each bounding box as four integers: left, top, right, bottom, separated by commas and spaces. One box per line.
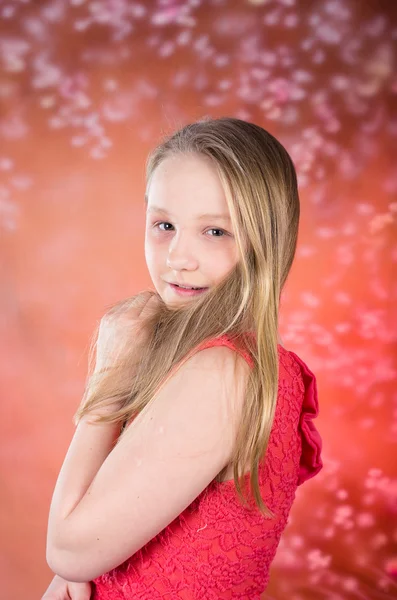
91, 335, 323, 599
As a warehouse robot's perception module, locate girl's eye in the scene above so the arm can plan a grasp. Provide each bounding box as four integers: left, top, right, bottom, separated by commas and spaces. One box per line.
156, 222, 173, 231
206, 228, 226, 237
155, 222, 227, 237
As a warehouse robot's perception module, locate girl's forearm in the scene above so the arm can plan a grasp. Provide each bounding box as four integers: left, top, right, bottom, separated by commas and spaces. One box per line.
47, 405, 122, 554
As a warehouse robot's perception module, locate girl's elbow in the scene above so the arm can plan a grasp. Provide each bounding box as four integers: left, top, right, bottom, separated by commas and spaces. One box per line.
46, 545, 91, 583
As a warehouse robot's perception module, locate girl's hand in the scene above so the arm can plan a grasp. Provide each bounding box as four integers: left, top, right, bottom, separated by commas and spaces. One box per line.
94, 290, 161, 373
41, 574, 91, 600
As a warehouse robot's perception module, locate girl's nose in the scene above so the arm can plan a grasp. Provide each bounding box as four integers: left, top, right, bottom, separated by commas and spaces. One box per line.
166, 233, 199, 271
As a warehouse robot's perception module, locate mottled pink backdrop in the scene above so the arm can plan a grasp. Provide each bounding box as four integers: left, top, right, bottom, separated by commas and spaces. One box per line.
0, 1, 396, 599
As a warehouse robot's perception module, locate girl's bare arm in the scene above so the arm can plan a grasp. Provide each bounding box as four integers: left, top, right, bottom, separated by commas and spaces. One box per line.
45, 345, 249, 582
45, 292, 158, 577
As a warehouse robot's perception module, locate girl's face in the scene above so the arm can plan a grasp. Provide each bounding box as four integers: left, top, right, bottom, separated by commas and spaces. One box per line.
145, 153, 239, 307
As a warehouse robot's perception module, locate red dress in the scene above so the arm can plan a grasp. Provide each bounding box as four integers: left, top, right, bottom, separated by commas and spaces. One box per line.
91, 335, 323, 599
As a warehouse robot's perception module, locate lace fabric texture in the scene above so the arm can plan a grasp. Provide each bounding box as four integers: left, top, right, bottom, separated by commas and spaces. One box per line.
91, 336, 323, 599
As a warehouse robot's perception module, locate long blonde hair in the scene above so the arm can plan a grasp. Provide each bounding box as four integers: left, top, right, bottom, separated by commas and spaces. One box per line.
73, 117, 300, 518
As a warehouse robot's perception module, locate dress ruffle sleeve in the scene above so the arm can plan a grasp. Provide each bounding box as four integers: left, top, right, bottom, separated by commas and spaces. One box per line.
288, 351, 324, 486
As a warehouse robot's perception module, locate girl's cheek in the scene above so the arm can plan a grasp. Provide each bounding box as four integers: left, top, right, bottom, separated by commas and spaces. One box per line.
146, 230, 163, 246
151, 228, 171, 242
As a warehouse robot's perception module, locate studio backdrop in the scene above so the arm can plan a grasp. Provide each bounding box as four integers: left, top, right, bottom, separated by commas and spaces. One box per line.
0, 1, 396, 599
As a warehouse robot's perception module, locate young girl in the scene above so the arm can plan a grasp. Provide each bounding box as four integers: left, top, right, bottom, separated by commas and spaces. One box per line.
43, 117, 323, 600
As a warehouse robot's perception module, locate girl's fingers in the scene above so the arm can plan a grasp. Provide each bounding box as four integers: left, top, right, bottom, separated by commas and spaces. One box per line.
68, 581, 92, 600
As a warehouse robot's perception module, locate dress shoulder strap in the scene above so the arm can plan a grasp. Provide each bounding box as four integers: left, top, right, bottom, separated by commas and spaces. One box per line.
196, 333, 255, 369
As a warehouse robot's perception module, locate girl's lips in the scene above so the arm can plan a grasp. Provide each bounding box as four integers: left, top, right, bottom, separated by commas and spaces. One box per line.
168, 283, 208, 297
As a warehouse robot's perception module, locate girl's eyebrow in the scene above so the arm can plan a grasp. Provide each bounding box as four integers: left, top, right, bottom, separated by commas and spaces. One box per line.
147, 204, 231, 222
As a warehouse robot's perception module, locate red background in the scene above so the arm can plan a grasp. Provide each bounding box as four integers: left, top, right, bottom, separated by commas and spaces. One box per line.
0, 1, 396, 599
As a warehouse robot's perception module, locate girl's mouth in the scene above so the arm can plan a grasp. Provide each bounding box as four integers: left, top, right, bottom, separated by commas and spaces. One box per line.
169, 283, 209, 297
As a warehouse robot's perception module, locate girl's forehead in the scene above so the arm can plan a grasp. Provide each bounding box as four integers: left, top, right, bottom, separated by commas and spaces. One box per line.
147, 156, 231, 218
151, 153, 216, 180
